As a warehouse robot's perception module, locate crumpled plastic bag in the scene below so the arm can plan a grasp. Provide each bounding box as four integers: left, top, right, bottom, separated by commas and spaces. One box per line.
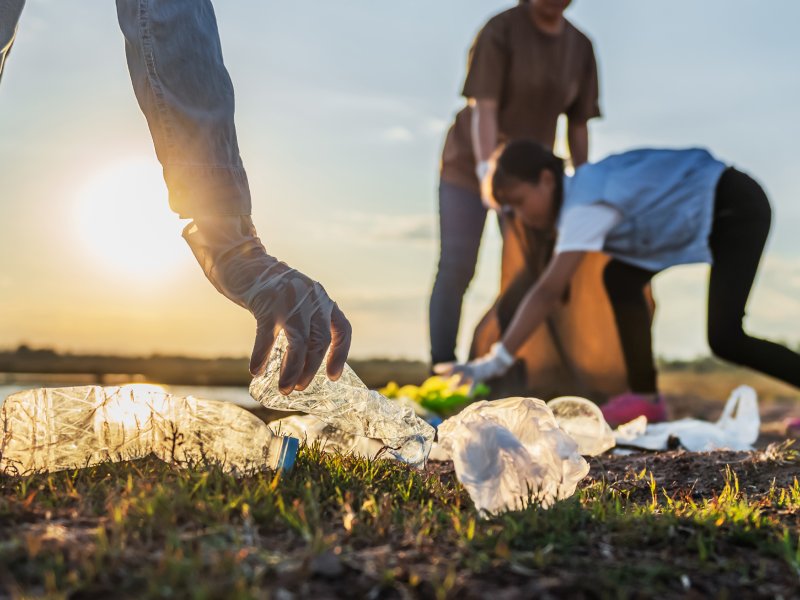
436, 397, 590, 515
547, 396, 616, 456
614, 386, 760, 452
250, 333, 435, 469
0, 384, 298, 476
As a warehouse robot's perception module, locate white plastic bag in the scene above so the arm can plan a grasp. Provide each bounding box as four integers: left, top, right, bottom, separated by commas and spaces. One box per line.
436, 397, 590, 515
548, 396, 616, 456
614, 386, 760, 452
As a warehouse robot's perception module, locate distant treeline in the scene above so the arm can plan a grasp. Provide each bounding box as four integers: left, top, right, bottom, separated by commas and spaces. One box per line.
0, 345, 429, 389
3, 344, 794, 388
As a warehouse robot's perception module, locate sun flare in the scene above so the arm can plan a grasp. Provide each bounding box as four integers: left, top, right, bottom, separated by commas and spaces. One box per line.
74, 159, 188, 278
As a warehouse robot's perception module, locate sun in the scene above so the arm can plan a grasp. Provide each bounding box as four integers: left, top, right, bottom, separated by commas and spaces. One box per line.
74, 159, 188, 278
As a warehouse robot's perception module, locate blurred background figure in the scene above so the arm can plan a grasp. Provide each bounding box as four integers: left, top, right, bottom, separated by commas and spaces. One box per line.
429, 0, 600, 371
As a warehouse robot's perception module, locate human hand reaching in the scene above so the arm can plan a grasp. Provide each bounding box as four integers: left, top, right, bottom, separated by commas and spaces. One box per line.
433, 342, 515, 393
183, 216, 352, 394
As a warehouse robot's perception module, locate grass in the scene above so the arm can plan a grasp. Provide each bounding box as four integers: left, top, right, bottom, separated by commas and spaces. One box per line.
2, 442, 800, 599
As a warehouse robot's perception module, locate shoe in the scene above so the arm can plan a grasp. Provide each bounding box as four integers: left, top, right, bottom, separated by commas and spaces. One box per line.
785, 418, 800, 439
600, 392, 667, 428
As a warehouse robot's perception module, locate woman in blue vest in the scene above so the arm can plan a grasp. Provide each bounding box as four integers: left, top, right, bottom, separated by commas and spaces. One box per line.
437, 140, 800, 426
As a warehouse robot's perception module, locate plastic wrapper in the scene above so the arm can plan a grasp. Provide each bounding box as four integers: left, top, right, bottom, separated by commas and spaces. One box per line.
614, 386, 760, 451
436, 397, 590, 515
250, 333, 435, 469
548, 396, 616, 456
0, 384, 298, 476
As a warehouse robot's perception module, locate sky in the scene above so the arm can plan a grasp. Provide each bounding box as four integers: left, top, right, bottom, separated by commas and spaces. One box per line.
1, 0, 799, 361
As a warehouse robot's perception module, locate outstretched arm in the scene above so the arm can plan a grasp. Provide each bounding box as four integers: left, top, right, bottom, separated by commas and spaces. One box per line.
502, 251, 586, 353
435, 252, 585, 387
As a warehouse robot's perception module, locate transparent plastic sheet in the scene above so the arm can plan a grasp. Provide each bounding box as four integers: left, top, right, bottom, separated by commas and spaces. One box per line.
548, 396, 616, 456
0, 385, 298, 476
250, 333, 435, 469
435, 397, 590, 515
614, 386, 760, 452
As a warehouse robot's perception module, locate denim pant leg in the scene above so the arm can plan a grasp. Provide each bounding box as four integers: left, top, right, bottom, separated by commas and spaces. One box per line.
429, 181, 488, 365
116, 0, 251, 217
0, 0, 25, 84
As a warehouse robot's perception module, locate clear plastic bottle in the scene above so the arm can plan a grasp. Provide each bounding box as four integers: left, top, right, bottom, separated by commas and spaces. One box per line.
249, 333, 435, 468
0, 384, 298, 476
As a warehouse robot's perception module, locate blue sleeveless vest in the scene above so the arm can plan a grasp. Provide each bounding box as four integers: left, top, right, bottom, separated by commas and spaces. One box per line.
562, 148, 727, 271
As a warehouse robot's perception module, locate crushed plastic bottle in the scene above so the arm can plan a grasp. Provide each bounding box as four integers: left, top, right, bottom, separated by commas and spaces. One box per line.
436, 397, 590, 515
0, 384, 298, 476
548, 396, 616, 456
269, 414, 385, 459
614, 386, 760, 452
249, 333, 435, 468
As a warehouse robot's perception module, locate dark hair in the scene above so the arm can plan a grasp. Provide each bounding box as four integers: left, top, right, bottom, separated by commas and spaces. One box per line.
492, 139, 565, 214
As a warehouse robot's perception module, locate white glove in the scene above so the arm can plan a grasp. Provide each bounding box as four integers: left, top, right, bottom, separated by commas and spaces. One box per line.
183, 216, 352, 394
434, 342, 515, 391
476, 160, 500, 212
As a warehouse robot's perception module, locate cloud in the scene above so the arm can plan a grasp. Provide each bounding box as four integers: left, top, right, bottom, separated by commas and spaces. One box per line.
303, 212, 436, 245
381, 126, 415, 144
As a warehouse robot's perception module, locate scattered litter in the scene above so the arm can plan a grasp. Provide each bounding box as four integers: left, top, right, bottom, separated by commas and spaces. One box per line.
614, 386, 760, 452
547, 396, 616, 456
0, 384, 298, 476
250, 333, 435, 469
435, 397, 590, 515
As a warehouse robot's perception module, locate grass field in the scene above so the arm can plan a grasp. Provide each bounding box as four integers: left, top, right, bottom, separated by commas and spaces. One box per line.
2, 440, 800, 599
2, 363, 798, 598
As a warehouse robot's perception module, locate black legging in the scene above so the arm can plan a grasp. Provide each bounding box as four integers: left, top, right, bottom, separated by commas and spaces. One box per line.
603, 167, 800, 392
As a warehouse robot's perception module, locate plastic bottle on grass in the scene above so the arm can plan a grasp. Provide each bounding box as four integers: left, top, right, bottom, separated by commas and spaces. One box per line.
0, 385, 298, 476
249, 332, 435, 469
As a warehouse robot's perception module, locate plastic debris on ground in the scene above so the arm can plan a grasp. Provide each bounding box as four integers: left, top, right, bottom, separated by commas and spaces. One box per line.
0, 384, 298, 476
435, 397, 590, 515
269, 414, 385, 459
250, 333, 435, 469
614, 385, 760, 452
547, 396, 616, 456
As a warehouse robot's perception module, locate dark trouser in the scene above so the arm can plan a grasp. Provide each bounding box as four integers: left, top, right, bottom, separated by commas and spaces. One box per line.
429, 181, 493, 365
603, 168, 800, 392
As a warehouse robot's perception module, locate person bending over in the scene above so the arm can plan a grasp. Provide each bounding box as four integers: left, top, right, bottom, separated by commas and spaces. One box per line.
438, 140, 800, 425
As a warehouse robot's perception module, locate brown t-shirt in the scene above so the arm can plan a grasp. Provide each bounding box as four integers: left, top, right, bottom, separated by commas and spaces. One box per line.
440, 6, 601, 193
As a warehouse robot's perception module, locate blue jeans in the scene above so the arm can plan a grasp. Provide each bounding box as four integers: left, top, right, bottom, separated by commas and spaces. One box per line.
1, 0, 250, 217
429, 181, 495, 365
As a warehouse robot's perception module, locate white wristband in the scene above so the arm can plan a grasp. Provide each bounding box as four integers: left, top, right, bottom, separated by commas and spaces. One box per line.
476, 160, 491, 182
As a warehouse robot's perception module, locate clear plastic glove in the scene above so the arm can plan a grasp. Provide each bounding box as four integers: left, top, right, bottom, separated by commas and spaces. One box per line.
477, 160, 500, 212
434, 342, 515, 393
183, 216, 352, 394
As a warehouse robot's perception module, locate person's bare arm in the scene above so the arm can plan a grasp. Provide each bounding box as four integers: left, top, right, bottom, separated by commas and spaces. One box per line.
567, 119, 590, 168
470, 98, 499, 163
501, 251, 586, 353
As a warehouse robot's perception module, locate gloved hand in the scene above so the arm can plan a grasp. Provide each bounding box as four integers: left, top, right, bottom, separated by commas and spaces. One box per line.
477, 160, 500, 212
183, 216, 352, 394
433, 342, 515, 392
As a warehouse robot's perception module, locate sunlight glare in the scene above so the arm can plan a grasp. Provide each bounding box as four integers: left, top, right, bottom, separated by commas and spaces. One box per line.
74, 159, 188, 278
